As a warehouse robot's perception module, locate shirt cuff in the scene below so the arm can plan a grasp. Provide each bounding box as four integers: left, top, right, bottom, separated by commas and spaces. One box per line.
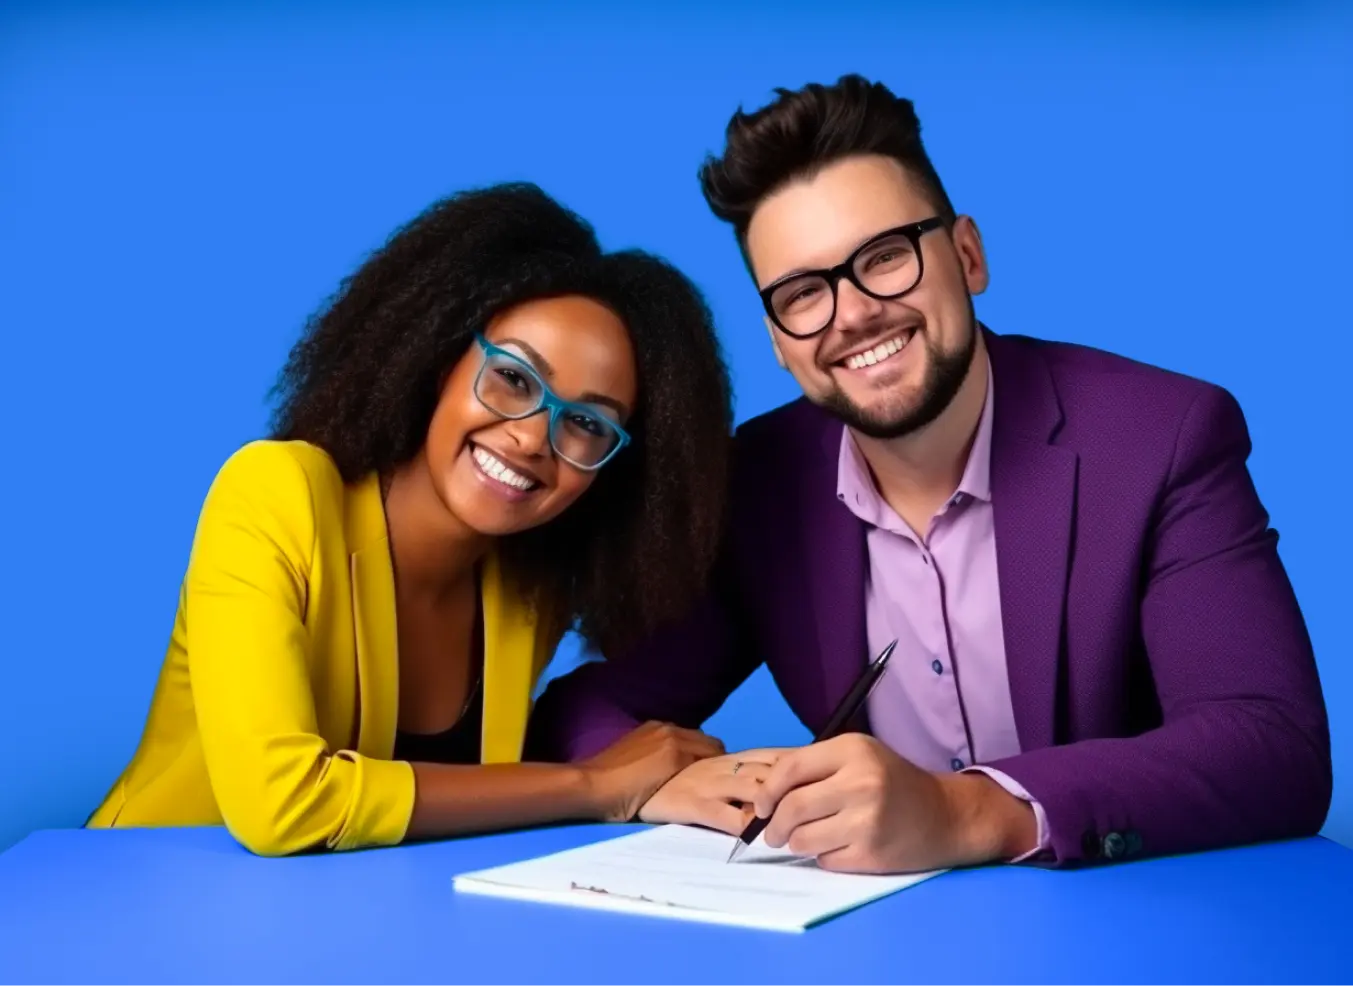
964, 766, 1050, 863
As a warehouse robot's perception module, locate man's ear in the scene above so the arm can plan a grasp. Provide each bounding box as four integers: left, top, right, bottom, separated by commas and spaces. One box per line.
951, 214, 990, 297
764, 316, 787, 370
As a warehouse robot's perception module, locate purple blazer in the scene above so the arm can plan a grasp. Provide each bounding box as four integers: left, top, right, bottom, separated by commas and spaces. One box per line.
529, 328, 1332, 865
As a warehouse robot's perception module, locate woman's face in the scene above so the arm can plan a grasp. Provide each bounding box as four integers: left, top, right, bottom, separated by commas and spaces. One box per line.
422, 295, 638, 537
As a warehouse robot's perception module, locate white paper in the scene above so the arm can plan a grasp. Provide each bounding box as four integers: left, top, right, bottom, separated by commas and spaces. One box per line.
452, 825, 945, 932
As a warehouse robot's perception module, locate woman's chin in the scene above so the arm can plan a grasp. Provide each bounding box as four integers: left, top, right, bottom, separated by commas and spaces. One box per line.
444, 488, 560, 539
439, 456, 583, 538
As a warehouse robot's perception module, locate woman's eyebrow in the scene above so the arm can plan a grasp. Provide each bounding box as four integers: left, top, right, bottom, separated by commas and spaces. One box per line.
498, 337, 627, 417
579, 392, 627, 417
496, 337, 554, 377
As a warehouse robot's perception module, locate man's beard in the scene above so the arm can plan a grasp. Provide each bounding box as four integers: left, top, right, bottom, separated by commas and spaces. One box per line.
819, 308, 978, 441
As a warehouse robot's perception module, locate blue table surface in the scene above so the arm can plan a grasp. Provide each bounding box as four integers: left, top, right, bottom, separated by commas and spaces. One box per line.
1, 824, 1350, 984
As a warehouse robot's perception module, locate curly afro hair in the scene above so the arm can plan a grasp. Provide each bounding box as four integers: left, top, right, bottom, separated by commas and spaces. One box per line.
269, 182, 733, 654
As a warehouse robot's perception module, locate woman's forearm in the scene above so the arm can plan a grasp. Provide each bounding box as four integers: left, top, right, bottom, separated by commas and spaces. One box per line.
403, 720, 724, 841
404, 761, 598, 841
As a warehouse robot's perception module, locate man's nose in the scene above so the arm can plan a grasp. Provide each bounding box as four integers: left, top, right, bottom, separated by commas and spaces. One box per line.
832, 278, 887, 331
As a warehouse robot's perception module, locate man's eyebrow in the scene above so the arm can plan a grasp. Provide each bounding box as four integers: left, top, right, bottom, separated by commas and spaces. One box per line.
498, 338, 629, 418
761, 226, 903, 288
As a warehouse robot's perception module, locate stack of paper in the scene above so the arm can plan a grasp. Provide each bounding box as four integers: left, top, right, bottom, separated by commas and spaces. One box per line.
453, 824, 946, 932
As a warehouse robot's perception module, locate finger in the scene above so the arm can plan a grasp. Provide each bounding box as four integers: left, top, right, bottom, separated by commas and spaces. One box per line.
680, 732, 726, 759
779, 814, 852, 860
815, 844, 871, 873
642, 720, 723, 753
690, 800, 756, 836
719, 762, 773, 789
722, 764, 772, 803
652, 723, 721, 760
728, 747, 794, 766
671, 726, 724, 752
762, 781, 842, 848
755, 745, 849, 817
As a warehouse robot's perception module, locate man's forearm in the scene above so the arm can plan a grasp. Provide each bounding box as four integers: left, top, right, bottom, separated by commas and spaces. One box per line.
529, 592, 756, 762
526, 673, 640, 762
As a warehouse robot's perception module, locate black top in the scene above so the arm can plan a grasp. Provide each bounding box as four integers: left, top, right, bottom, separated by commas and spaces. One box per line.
392, 679, 484, 765
391, 567, 487, 766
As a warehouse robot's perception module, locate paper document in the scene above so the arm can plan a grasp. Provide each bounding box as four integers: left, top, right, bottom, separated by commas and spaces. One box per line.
452, 824, 946, 932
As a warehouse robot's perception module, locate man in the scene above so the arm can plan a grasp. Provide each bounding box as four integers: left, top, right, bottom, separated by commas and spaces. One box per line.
529, 75, 1331, 872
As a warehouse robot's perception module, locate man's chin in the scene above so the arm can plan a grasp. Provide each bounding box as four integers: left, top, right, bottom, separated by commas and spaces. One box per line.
821, 393, 927, 440
848, 415, 926, 441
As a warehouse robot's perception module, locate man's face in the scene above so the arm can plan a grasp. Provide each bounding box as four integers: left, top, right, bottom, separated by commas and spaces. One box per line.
745, 154, 989, 439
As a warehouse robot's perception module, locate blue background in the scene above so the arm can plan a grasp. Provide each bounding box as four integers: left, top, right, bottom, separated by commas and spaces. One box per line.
1, 1, 1348, 855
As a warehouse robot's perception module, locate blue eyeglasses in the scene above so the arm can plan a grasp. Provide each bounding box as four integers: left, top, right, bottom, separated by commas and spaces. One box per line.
472, 334, 631, 471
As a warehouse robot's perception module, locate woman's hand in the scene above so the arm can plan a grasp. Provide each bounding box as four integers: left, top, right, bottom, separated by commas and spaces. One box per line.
579, 721, 725, 822
638, 748, 793, 834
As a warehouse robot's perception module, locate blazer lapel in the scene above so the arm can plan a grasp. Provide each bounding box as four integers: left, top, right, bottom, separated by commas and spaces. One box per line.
987, 330, 1077, 752
479, 550, 539, 764
344, 477, 538, 765
801, 415, 870, 731
348, 473, 400, 760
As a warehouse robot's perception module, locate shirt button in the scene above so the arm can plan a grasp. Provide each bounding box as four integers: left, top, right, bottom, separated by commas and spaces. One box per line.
931, 659, 943, 675
950, 758, 965, 771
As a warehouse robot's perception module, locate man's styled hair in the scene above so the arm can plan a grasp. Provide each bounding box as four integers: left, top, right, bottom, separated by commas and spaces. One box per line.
698, 74, 956, 242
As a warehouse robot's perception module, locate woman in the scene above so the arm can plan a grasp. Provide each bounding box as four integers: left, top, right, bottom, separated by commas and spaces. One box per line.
87, 183, 734, 855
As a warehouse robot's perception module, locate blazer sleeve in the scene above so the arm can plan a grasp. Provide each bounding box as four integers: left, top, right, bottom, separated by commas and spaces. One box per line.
185, 443, 415, 856
990, 385, 1332, 864
528, 424, 771, 763
527, 552, 761, 762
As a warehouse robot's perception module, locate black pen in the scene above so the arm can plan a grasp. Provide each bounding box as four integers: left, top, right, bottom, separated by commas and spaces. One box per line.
726, 638, 898, 863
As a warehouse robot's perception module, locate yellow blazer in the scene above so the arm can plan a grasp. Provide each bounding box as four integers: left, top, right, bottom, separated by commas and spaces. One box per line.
87, 440, 557, 855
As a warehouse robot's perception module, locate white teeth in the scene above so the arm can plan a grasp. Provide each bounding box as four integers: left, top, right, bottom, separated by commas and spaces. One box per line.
844, 332, 911, 370
472, 446, 536, 491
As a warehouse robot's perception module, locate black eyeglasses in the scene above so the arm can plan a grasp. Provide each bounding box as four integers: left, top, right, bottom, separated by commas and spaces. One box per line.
758, 217, 946, 339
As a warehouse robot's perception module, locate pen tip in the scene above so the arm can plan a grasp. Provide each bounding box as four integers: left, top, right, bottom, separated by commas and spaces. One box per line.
726, 841, 744, 864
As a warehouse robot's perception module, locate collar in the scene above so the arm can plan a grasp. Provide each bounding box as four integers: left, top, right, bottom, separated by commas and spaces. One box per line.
836, 356, 995, 526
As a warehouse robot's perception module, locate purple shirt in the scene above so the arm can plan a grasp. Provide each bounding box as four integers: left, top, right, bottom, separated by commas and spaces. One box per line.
836, 363, 1048, 855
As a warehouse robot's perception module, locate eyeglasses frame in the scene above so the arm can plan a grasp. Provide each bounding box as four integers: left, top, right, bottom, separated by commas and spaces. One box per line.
471, 333, 632, 472
758, 216, 948, 339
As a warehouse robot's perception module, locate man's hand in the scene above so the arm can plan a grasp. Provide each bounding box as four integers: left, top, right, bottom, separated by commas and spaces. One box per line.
639, 749, 793, 834
753, 734, 1037, 873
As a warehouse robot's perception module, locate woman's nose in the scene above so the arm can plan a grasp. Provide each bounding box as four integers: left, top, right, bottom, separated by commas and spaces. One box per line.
502, 411, 551, 457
